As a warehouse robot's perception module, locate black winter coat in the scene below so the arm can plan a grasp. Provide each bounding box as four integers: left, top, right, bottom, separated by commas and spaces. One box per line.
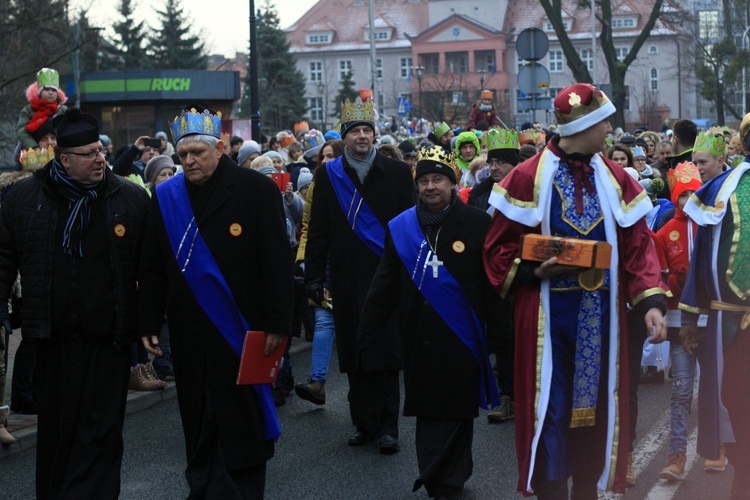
467, 176, 495, 212
305, 152, 415, 373
0, 164, 150, 347
359, 202, 503, 419
137, 157, 293, 469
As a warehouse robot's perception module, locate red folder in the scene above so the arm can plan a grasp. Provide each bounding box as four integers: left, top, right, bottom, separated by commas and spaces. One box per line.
236, 331, 288, 385
271, 172, 291, 192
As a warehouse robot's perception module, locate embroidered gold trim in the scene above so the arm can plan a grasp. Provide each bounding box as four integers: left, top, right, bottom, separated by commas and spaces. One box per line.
609, 290, 621, 491
501, 257, 521, 299
727, 190, 750, 300
687, 167, 742, 213
570, 407, 596, 428
534, 301, 545, 431
550, 286, 610, 292
631, 287, 667, 306
553, 183, 603, 236
604, 163, 649, 213
490, 150, 549, 209
678, 302, 709, 315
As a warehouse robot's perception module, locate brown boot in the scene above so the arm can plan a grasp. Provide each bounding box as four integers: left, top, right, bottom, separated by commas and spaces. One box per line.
128, 364, 166, 391
659, 451, 687, 481
143, 362, 167, 389
0, 405, 16, 445
295, 380, 325, 405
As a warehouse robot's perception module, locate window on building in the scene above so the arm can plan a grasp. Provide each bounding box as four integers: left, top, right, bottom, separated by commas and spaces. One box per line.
648, 45, 658, 55
307, 33, 330, 44
544, 20, 570, 32
400, 57, 412, 79
650, 69, 659, 91
580, 48, 593, 71
423, 53, 439, 75
309, 61, 323, 82
451, 91, 466, 104
548, 50, 563, 73
308, 97, 323, 122
446, 52, 469, 73
339, 60, 353, 80
474, 50, 496, 72
616, 47, 629, 62
548, 87, 562, 98
372, 58, 383, 80
699, 10, 720, 40
624, 85, 631, 111
612, 17, 636, 29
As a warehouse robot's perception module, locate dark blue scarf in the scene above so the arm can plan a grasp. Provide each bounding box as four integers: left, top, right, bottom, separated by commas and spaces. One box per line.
48, 158, 100, 257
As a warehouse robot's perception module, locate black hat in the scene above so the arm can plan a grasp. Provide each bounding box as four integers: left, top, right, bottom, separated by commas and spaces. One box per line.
32, 118, 56, 143
487, 148, 520, 166
53, 108, 99, 148
414, 145, 457, 185
230, 135, 244, 147
619, 134, 636, 145
398, 140, 418, 158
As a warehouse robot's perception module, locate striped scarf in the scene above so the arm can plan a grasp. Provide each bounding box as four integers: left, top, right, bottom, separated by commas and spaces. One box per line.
49, 159, 100, 257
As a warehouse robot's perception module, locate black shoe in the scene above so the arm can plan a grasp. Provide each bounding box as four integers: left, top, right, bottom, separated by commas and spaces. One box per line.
639, 366, 665, 385
272, 388, 286, 407
348, 430, 371, 446
11, 400, 38, 415
379, 434, 399, 454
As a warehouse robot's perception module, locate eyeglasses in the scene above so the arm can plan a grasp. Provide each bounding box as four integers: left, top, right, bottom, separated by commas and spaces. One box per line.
64, 147, 107, 160
417, 176, 449, 186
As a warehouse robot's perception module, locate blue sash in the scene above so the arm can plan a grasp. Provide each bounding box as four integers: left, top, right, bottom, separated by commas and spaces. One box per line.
156, 173, 281, 441
326, 157, 386, 257
388, 208, 500, 409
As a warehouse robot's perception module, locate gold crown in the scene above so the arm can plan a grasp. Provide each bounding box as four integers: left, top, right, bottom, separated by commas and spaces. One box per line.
417, 144, 457, 170
340, 97, 375, 124
693, 128, 725, 158
485, 128, 519, 151
666, 161, 701, 192
20, 147, 55, 171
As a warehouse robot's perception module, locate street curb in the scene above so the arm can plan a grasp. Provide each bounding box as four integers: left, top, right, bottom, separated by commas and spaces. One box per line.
0, 339, 312, 461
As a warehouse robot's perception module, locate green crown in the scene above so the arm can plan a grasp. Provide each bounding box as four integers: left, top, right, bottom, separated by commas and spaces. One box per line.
341, 97, 375, 124
693, 129, 726, 158
36, 68, 59, 89
433, 122, 451, 139
485, 128, 519, 151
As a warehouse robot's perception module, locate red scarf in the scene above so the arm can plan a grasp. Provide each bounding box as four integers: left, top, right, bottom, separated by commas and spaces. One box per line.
25, 99, 59, 134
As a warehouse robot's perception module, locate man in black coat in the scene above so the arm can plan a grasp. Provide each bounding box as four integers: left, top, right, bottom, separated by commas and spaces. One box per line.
0, 109, 150, 498
359, 145, 501, 497
138, 106, 293, 498
305, 97, 414, 452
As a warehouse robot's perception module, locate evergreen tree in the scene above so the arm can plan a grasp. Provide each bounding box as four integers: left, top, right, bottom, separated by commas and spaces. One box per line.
255, 3, 307, 132
331, 71, 359, 117
101, 0, 149, 71
149, 0, 208, 70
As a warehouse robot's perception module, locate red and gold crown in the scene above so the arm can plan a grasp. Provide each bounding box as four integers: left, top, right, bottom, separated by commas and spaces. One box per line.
554, 83, 616, 137
666, 161, 702, 193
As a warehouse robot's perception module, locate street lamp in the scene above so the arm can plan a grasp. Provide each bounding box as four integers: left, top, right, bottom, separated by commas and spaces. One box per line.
415, 65, 425, 122
477, 68, 487, 91
316, 81, 326, 130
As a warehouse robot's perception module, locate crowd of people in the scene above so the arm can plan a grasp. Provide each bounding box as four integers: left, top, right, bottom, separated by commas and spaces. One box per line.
0, 68, 748, 500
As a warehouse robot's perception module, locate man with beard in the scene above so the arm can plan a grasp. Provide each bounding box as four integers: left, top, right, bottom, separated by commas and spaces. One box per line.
305, 97, 414, 453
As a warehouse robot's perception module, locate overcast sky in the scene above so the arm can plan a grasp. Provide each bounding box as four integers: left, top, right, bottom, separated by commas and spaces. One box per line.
77, 0, 317, 58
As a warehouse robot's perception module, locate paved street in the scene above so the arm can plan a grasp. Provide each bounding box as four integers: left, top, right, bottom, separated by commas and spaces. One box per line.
0, 342, 735, 499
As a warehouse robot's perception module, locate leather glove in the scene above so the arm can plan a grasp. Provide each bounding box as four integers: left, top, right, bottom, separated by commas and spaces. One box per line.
306, 280, 325, 304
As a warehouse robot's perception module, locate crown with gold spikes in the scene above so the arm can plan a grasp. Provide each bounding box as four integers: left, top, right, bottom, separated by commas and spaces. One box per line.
19, 147, 55, 171
417, 144, 457, 170
693, 127, 726, 158
340, 97, 375, 125
485, 128, 519, 152
667, 161, 702, 192
169, 107, 223, 143
518, 129, 537, 146
36, 68, 59, 90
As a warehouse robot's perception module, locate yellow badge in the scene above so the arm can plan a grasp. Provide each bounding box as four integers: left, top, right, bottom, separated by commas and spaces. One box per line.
669, 230, 680, 241
229, 223, 242, 237
114, 224, 126, 237
452, 241, 465, 253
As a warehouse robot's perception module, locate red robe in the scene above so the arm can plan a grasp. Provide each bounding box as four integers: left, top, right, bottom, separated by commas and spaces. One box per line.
483, 144, 666, 494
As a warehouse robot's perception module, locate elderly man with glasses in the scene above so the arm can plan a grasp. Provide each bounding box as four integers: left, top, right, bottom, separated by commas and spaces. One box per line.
0, 108, 150, 498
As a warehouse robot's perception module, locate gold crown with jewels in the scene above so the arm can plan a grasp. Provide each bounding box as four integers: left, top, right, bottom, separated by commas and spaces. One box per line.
417, 144, 457, 170
20, 147, 55, 171
340, 97, 375, 124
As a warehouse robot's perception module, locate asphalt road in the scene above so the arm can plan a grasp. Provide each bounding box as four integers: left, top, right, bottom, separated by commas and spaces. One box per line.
0, 345, 736, 499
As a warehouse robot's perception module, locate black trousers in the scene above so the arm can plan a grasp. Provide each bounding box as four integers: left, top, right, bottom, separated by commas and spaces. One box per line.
347, 370, 399, 438
413, 417, 473, 498
36, 337, 130, 500
11, 337, 38, 406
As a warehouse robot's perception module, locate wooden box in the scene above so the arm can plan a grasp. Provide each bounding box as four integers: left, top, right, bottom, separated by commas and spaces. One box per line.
519, 234, 612, 269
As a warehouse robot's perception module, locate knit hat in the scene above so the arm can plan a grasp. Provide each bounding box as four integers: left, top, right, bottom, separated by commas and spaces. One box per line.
32, 118, 56, 143
297, 167, 313, 190
324, 130, 341, 140
263, 151, 283, 161
554, 83, 616, 137
237, 142, 261, 166
415, 145, 458, 185
481, 90, 493, 100
257, 165, 276, 176
144, 155, 176, 184
155, 131, 168, 141
398, 140, 418, 158
53, 108, 99, 148
276, 131, 294, 148
99, 134, 112, 147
